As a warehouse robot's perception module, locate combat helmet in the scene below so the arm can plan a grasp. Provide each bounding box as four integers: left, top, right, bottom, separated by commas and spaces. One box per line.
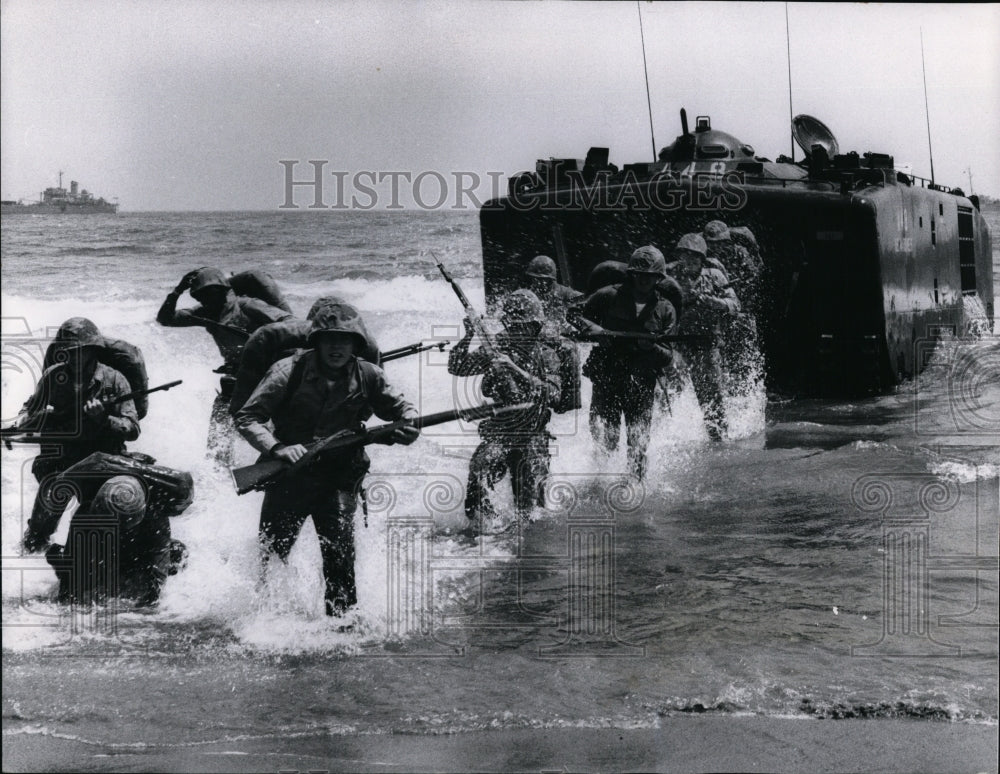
501, 288, 545, 323
190, 267, 231, 295
627, 245, 667, 278
306, 300, 369, 351
675, 233, 708, 258
91, 475, 146, 531
54, 317, 103, 349
703, 220, 731, 242
525, 255, 558, 280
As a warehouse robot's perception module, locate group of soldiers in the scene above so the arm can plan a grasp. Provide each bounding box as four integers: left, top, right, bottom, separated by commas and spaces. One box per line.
5, 220, 761, 620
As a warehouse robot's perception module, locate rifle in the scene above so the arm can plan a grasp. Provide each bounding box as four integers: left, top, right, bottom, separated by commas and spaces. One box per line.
432, 253, 522, 396
231, 401, 532, 495
567, 328, 713, 346
432, 253, 503, 360
2, 380, 183, 448
188, 315, 251, 340
379, 340, 450, 364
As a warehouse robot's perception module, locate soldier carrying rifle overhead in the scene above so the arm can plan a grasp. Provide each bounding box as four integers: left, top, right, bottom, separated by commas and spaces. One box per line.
447, 289, 562, 533
573, 246, 678, 481
234, 302, 419, 618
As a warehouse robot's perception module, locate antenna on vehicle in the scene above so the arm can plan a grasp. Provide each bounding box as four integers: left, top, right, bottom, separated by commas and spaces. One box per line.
637, 2, 657, 160
965, 167, 974, 194
920, 28, 936, 186
785, 3, 794, 162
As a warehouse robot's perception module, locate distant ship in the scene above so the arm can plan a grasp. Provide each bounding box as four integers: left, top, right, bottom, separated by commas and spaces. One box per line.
1, 172, 118, 215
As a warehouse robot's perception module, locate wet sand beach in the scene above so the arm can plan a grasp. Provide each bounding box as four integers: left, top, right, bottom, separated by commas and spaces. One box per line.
4, 717, 997, 773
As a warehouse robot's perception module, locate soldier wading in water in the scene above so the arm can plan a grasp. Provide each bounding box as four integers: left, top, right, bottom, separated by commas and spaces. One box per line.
448, 289, 562, 534
157, 267, 291, 465
574, 246, 678, 480
235, 302, 418, 617
11, 317, 191, 605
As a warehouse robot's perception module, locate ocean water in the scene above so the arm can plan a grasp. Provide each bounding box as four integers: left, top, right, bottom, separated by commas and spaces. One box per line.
1, 211, 997, 753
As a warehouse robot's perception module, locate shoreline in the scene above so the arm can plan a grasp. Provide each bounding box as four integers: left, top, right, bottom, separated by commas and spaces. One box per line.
4, 717, 998, 773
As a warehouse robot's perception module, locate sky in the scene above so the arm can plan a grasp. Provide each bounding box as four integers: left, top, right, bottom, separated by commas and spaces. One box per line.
2, 0, 998, 210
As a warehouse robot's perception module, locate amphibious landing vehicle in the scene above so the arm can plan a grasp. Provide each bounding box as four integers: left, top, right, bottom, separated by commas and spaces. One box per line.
479, 110, 993, 396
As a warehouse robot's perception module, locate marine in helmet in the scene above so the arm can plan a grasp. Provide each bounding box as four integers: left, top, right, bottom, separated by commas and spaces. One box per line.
11, 317, 141, 553
702, 220, 763, 314
235, 302, 419, 618
447, 289, 562, 531
157, 267, 292, 465
703, 221, 765, 390
157, 267, 292, 371
665, 233, 740, 441
43, 467, 192, 607
523, 255, 583, 333
575, 246, 678, 480
228, 296, 381, 416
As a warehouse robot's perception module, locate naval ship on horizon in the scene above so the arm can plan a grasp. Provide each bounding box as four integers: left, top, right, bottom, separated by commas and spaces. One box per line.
1, 171, 118, 215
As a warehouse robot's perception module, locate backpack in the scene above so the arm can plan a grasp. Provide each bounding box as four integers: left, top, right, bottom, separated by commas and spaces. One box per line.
229, 270, 293, 313
58, 451, 194, 520
43, 337, 150, 418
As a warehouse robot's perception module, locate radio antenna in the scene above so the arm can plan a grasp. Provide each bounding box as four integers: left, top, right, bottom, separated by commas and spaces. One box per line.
920, 28, 936, 186
637, 2, 657, 160
785, 3, 794, 161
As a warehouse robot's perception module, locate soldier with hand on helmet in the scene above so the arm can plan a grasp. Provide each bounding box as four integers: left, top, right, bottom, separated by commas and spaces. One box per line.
157, 267, 292, 466
666, 233, 740, 441
575, 246, 678, 480
448, 289, 562, 533
157, 267, 292, 372
235, 302, 418, 618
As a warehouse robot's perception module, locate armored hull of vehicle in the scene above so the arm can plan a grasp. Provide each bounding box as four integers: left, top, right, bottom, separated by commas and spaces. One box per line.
479, 112, 994, 396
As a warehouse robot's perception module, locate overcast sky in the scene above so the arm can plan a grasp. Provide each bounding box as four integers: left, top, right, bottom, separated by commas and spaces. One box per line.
2, 1, 998, 210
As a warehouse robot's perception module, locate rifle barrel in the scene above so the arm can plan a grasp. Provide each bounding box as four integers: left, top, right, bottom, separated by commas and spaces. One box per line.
110, 379, 183, 406
379, 341, 449, 363
230, 401, 531, 494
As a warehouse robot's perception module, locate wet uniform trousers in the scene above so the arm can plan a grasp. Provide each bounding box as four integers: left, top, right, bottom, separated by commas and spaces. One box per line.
707, 241, 764, 389
666, 265, 740, 441
236, 350, 415, 616
448, 332, 561, 527
258, 467, 360, 613
579, 284, 676, 480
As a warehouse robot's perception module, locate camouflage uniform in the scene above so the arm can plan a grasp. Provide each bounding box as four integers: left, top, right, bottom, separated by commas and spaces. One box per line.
667, 234, 740, 441
236, 303, 416, 616
578, 247, 677, 480
447, 290, 562, 529
20, 318, 140, 552
704, 221, 764, 388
